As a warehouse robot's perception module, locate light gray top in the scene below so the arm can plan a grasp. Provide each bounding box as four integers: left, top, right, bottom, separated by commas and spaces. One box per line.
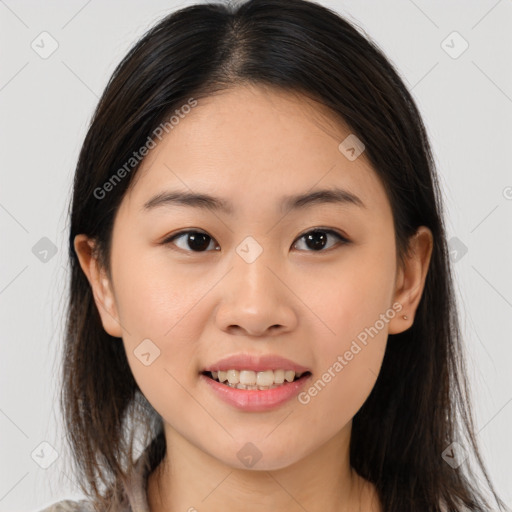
38, 446, 152, 512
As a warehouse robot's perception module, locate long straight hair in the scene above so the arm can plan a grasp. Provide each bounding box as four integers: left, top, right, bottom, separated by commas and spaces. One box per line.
62, 1, 509, 510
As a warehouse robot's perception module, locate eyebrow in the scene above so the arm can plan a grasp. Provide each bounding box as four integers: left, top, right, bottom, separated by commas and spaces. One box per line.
142, 187, 365, 214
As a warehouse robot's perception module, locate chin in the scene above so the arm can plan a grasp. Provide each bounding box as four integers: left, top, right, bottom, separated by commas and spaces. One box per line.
213, 443, 308, 472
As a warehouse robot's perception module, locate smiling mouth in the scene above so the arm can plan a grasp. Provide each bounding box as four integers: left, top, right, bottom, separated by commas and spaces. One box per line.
201, 369, 312, 390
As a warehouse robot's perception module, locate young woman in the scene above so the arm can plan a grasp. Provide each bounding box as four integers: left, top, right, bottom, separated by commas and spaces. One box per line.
41, 0, 509, 511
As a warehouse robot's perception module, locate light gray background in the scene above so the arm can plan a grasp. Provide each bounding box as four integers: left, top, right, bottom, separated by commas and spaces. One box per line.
0, 0, 511, 510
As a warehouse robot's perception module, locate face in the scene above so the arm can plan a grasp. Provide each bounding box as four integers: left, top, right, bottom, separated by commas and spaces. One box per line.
77, 84, 428, 471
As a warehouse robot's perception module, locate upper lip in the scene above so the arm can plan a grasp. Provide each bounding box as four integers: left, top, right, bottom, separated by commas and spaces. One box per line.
203, 353, 310, 373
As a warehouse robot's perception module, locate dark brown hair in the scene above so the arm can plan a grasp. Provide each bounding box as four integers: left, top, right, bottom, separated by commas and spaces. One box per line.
62, 1, 509, 510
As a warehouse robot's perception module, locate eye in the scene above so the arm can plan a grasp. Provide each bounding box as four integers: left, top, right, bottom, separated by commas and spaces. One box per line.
164, 230, 220, 253
292, 228, 349, 252
162, 228, 349, 253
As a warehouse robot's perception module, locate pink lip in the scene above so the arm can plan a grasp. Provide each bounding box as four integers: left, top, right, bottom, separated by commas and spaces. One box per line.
200, 373, 312, 412
202, 353, 310, 373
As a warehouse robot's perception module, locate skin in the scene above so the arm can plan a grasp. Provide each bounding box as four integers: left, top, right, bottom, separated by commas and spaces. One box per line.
75, 84, 433, 512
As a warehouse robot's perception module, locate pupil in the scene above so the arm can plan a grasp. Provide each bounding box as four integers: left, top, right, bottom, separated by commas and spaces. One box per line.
305, 231, 327, 251
188, 232, 210, 251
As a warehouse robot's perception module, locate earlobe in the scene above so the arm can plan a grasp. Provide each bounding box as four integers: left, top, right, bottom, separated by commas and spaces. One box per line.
73, 234, 124, 338
388, 226, 433, 335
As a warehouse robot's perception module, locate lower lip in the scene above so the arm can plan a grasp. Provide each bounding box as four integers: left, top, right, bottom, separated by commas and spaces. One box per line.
200, 373, 312, 412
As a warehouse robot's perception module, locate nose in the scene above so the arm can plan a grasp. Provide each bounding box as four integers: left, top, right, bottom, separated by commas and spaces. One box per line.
214, 246, 298, 337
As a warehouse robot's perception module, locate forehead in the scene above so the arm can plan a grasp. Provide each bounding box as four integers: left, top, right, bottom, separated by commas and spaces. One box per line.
121, 84, 388, 217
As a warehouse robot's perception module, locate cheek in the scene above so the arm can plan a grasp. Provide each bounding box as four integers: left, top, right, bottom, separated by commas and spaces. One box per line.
115, 260, 210, 432
299, 236, 397, 344
295, 239, 395, 424
111, 248, 214, 406
113, 246, 213, 341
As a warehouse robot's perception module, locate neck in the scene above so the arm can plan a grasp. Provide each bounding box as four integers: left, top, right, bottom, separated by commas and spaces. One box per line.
147, 422, 380, 512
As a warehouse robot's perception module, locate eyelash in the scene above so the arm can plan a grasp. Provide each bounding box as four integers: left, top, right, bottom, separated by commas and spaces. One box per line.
161, 228, 350, 254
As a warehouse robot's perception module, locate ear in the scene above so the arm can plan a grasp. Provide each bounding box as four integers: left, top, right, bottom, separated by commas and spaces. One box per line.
388, 226, 433, 334
73, 234, 123, 338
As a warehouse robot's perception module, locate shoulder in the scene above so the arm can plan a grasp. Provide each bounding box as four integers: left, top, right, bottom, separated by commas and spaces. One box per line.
38, 499, 96, 512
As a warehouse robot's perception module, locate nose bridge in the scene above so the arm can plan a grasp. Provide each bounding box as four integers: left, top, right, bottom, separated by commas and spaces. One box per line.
232, 234, 279, 301
215, 234, 296, 335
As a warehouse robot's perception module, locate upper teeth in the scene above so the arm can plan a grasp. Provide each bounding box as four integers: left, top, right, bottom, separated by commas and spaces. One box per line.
212, 369, 303, 386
